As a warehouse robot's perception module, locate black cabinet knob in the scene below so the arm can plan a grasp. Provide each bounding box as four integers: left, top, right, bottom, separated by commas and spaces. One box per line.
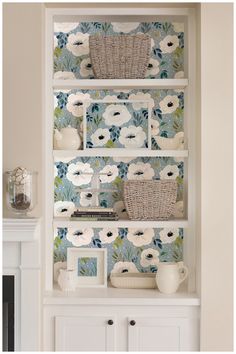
108, 319, 113, 325
130, 320, 136, 326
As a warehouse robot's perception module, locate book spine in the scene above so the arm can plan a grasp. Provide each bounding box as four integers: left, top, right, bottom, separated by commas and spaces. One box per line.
70, 217, 119, 221
73, 211, 115, 215
76, 208, 114, 212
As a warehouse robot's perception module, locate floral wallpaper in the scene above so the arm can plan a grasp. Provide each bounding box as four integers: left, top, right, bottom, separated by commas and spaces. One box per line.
54, 227, 184, 276
86, 100, 149, 148
54, 89, 184, 149
54, 22, 184, 79
54, 156, 184, 216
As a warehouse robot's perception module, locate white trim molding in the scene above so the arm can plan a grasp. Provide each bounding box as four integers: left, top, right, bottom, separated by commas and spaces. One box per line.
3, 218, 40, 242
3, 218, 41, 351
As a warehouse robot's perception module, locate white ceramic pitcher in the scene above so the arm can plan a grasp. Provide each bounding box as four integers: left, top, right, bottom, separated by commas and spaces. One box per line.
54, 126, 81, 150
156, 261, 188, 294
57, 269, 77, 291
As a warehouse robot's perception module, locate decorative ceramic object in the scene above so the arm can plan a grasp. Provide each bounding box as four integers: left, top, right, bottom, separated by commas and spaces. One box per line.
57, 269, 77, 291
54, 126, 81, 150
156, 261, 188, 294
53, 261, 67, 282
110, 273, 156, 289
5, 167, 37, 216
154, 132, 184, 150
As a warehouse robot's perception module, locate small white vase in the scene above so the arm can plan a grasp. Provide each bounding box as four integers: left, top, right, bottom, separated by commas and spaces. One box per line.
58, 269, 77, 291
156, 261, 188, 294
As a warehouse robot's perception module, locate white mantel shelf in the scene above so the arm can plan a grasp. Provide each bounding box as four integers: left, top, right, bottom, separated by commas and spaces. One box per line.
3, 217, 40, 242
44, 284, 200, 306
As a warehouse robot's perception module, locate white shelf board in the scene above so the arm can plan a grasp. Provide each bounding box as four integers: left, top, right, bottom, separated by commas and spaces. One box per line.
54, 218, 188, 228
53, 79, 188, 90
53, 149, 188, 158
44, 283, 200, 306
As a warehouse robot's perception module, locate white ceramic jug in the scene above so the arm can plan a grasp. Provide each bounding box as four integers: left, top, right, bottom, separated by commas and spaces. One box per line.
154, 132, 184, 150
57, 269, 77, 291
54, 125, 81, 150
156, 261, 188, 294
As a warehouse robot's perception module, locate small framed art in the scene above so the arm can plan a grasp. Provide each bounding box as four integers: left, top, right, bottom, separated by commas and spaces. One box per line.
83, 99, 152, 150
67, 248, 107, 288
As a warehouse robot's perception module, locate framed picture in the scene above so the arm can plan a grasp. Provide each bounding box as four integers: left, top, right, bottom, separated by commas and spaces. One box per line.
83, 99, 152, 150
67, 248, 107, 288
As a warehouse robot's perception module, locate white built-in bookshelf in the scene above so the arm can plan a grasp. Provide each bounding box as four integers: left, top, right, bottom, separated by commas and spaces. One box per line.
44, 7, 197, 299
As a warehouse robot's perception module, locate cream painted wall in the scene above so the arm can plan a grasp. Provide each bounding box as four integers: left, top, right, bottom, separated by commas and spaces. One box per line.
3, 3, 43, 217
200, 3, 233, 351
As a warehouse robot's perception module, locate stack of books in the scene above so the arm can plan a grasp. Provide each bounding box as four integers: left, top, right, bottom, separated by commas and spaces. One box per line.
70, 207, 119, 221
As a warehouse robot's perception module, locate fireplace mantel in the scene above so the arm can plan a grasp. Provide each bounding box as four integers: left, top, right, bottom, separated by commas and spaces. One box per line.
3, 218, 40, 242
3, 217, 41, 351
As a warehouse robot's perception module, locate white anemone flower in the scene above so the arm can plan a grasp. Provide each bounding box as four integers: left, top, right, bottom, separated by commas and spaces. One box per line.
145, 58, 160, 77
113, 201, 129, 219
159, 165, 179, 180
174, 71, 185, 93
159, 95, 179, 114
102, 95, 119, 102
66, 228, 94, 246
127, 162, 154, 180
111, 261, 139, 274
140, 248, 160, 267
54, 36, 58, 49
174, 71, 184, 79
54, 165, 58, 177
66, 92, 91, 117
172, 22, 184, 33
66, 32, 89, 56
112, 22, 140, 33
159, 35, 179, 54
103, 104, 131, 126
127, 228, 155, 247
80, 58, 93, 78
113, 89, 131, 94
66, 162, 93, 186
54, 22, 78, 33
119, 126, 146, 148
99, 228, 119, 244
172, 200, 184, 218
129, 92, 155, 110
159, 228, 179, 244
151, 119, 160, 136
80, 191, 94, 207
99, 165, 119, 183
91, 128, 110, 147
54, 201, 75, 217
54, 71, 76, 80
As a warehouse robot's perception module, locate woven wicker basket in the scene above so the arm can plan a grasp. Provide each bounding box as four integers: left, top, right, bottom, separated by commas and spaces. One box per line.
89, 34, 151, 79
123, 180, 177, 220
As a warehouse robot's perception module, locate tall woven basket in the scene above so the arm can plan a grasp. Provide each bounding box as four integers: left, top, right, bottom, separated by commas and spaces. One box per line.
123, 180, 177, 220
89, 34, 151, 79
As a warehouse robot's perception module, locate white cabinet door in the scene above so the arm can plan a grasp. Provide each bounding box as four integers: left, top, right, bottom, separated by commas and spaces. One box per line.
128, 317, 196, 352
55, 316, 116, 351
